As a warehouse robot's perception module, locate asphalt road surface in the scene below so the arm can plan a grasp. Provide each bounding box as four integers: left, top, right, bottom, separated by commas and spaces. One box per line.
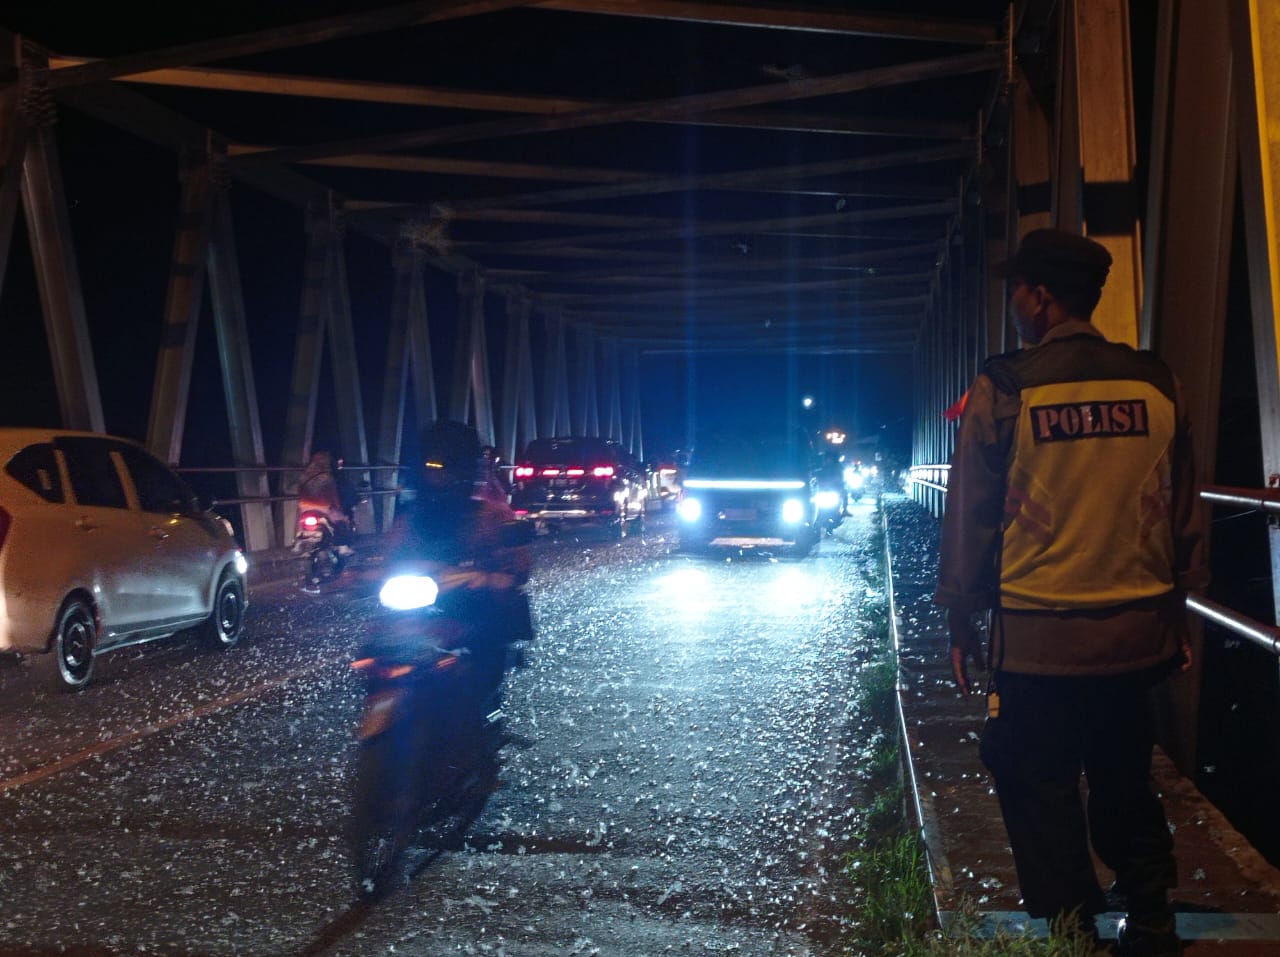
0, 504, 889, 957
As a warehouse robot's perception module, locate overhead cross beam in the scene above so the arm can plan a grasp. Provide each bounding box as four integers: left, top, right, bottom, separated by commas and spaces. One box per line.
229, 48, 1002, 167
43, 1, 533, 89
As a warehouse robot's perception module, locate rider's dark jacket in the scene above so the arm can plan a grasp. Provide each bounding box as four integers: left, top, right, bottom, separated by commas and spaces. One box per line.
935, 320, 1209, 676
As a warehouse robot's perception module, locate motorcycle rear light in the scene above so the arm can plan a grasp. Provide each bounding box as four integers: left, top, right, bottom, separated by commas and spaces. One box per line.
541, 468, 561, 477
302, 515, 320, 528
566, 468, 585, 477
592, 466, 615, 478
514, 466, 534, 479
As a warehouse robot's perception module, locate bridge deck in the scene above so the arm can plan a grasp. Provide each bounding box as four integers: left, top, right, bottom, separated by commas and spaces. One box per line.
884, 498, 1280, 952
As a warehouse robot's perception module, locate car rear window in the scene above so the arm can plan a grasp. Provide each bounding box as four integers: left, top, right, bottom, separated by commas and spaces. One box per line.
5, 443, 65, 503
523, 439, 614, 467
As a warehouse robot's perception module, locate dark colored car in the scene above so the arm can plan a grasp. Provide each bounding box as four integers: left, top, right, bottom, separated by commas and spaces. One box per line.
510, 436, 649, 537
675, 432, 819, 556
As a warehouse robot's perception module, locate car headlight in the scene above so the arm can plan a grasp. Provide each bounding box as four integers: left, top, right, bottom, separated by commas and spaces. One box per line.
233, 551, 249, 576
814, 489, 841, 510
379, 575, 439, 611
781, 498, 806, 524
676, 497, 703, 522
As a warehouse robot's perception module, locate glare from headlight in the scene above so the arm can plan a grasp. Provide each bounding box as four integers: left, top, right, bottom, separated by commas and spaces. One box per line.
814, 489, 841, 510
676, 497, 703, 522
781, 498, 806, 524
233, 551, 249, 576
844, 467, 864, 490
379, 575, 439, 610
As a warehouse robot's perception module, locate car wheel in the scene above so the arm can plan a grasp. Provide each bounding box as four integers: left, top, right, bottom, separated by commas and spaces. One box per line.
203, 571, 246, 649
36, 596, 97, 691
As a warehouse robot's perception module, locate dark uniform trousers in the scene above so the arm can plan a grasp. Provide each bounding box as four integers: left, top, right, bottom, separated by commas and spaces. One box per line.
979, 667, 1177, 921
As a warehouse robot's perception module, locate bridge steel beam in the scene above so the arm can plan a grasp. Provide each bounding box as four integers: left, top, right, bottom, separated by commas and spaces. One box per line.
1235, 0, 1280, 632
575, 327, 600, 437
1142, 0, 1238, 773
0, 53, 25, 306
626, 350, 643, 461
499, 291, 536, 463
205, 189, 274, 550
16, 50, 104, 433
604, 339, 623, 443
542, 309, 571, 438
323, 203, 376, 535
278, 204, 333, 539
1057, 0, 1144, 346
375, 240, 424, 531
147, 148, 215, 464
450, 269, 496, 447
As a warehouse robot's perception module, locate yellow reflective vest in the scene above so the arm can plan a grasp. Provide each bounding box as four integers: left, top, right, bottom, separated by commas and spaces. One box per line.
985, 336, 1179, 611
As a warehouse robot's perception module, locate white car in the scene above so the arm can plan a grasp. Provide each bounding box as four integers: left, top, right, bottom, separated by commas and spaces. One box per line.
0, 429, 248, 690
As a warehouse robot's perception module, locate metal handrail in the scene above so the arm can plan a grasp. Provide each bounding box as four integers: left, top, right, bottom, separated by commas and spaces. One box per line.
1199, 483, 1280, 514
1186, 595, 1280, 657
903, 467, 1280, 658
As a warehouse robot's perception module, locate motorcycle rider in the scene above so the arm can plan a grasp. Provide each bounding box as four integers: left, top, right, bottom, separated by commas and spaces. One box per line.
385, 419, 533, 701
297, 450, 355, 555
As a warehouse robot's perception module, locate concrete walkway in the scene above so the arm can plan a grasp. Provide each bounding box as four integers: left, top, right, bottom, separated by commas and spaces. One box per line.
884, 496, 1280, 953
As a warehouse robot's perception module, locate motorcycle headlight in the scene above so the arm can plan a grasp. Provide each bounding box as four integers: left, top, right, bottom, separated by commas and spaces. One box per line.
676, 497, 703, 522
781, 498, 806, 524
814, 489, 841, 510
379, 575, 439, 611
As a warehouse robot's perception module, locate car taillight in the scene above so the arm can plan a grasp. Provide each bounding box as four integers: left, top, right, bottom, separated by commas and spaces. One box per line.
566, 468, 585, 477
592, 466, 615, 478
514, 466, 534, 479
0, 505, 9, 550
541, 468, 561, 477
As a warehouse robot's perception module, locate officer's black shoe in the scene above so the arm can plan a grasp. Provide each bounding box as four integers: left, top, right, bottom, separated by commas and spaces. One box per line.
1116, 914, 1181, 957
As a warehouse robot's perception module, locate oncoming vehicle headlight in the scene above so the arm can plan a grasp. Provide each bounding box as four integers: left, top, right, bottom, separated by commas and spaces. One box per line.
781, 498, 806, 524
676, 497, 703, 522
814, 489, 841, 510
379, 575, 439, 611
844, 467, 864, 490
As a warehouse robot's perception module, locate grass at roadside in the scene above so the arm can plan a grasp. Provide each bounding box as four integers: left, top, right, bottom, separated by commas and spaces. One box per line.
838, 510, 1103, 957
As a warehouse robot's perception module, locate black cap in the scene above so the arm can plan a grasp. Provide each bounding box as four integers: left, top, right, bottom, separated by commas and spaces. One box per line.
994, 228, 1112, 297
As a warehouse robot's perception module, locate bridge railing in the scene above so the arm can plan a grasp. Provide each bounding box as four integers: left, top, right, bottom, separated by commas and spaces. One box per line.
173, 464, 406, 551
904, 465, 1280, 659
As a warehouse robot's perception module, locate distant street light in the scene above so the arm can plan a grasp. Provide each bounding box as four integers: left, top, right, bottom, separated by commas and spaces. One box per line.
801, 395, 815, 409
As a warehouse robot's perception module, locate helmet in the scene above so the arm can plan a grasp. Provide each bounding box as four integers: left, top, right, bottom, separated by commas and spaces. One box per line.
419, 419, 481, 480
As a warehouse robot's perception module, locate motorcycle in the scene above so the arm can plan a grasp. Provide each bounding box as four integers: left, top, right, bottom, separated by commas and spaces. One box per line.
348, 560, 532, 901
293, 508, 353, 586
813, 481, 847, 536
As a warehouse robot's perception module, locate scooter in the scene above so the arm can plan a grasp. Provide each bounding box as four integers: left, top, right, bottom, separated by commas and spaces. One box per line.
348, 562, 532, 900
293, 508, 353, 586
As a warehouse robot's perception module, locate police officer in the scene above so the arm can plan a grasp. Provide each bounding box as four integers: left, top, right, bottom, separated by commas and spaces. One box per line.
935, 229, 1208, 956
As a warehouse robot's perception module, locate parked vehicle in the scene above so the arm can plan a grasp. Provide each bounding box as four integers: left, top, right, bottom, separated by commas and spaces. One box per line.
676, 431, 820, 557
510, 436, 648, 538
0, 429, 248, 690
349, 552, 533, 900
